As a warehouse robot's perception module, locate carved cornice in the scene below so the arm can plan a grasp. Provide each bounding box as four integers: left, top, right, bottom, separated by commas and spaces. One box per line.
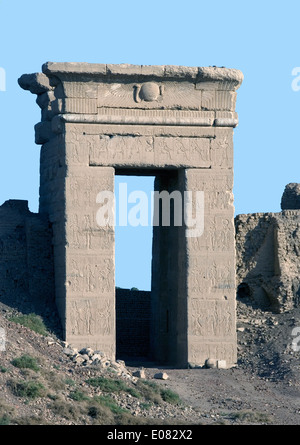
19, 63, 243, 144
40, 62, 244, 90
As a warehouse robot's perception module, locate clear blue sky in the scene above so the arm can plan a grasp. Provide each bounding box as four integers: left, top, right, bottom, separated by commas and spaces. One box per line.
0, 1, 299, 290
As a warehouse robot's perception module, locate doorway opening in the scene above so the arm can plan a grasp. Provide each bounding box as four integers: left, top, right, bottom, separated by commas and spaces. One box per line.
115, 173, 155, 361
114, 169, 186, 366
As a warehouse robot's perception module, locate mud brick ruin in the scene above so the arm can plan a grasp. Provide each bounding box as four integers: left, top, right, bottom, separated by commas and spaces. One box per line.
1, 63, 245, 368
236, 183, 300, 313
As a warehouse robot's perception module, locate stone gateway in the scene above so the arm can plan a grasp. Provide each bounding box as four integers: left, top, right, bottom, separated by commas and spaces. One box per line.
18, 62, 243, 367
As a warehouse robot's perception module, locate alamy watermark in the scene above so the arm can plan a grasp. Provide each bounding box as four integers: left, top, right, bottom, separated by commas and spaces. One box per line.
291, 67, 300, 92
0, 67, 6, 92
0, 328, 5, 351
291, 327, 300, 352
96, 183, 205, 238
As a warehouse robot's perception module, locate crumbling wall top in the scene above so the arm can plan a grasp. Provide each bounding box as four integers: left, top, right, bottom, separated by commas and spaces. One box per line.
281, 183, 300, 210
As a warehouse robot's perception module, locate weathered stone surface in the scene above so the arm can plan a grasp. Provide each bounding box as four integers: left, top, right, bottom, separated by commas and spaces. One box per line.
17, 62, 243, 367
197, 66, 244, 90
41, 62, 243, 84
18, 72, 55, 94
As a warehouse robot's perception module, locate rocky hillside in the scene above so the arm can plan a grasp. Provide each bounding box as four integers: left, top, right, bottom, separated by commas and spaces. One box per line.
0, 302, 191, 426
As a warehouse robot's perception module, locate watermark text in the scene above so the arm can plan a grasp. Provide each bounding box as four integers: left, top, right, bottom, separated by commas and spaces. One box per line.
291, 67, 300, 92
0, 328, 6, 351
96, 184, 205, 238
291, 327, 300, 352
0, 67, 6, 92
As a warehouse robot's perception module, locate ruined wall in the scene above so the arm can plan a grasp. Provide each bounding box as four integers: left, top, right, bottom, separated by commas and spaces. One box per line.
235, 184, 300, 313
0, 199, 55, 314
281, 183, 300, 210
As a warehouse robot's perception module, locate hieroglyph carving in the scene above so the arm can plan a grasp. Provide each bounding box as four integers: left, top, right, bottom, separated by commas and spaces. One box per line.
188, 257, 234, 296
191, 300, 235, 338
89, 135, 211, 168
69, 299, 112, 336
67, 257, 114, 294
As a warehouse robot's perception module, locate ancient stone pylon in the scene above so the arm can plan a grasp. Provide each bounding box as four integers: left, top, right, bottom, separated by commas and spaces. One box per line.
19, 63, 243, 367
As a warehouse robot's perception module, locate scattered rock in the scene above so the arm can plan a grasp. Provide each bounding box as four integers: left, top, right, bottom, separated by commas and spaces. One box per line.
63, 347, 75, 356
133, 369, 146, 379
204, 358, 228, 370
91, 353, 102, 361
59, 344, 136, 381
154, 372, 169, 380
73, 355, 85, 365
205, 358, 218, 369
217, 360, 227, 369
79, 347, 94, 357
188, 362, 203, 369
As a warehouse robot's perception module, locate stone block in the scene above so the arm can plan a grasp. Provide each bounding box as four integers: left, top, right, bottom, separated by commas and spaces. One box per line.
197, 66, 244, 90
141, 65, 165, 77
164, 65, 198, 78
217, 360, 227, 369
42, 61, 107, 76
106, 63, 141, 76
133, 370, 146, 379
